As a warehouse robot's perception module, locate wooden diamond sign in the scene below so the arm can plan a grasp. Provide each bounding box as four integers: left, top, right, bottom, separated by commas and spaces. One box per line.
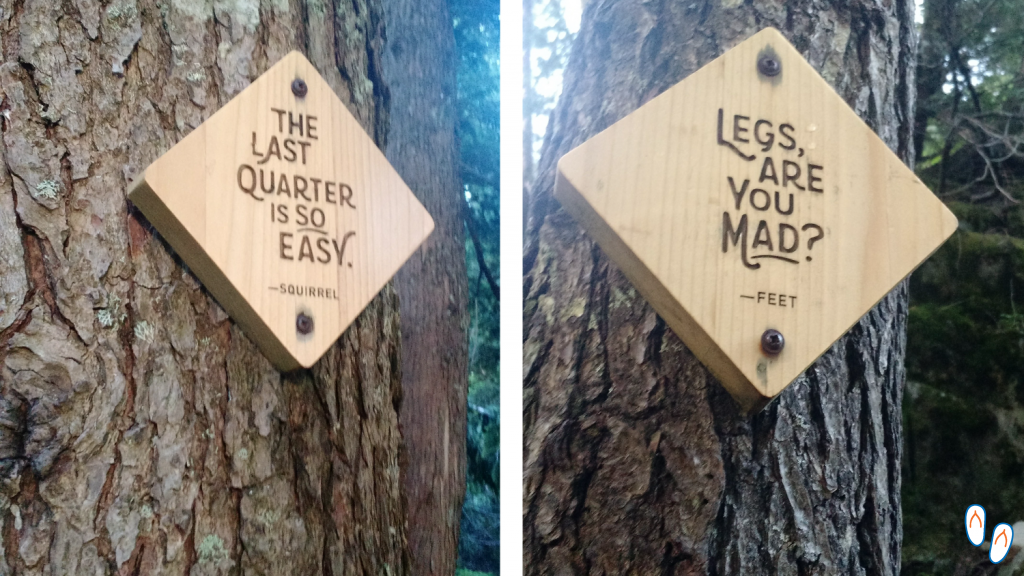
129, 51, 434, 371
555, 28, 957, 411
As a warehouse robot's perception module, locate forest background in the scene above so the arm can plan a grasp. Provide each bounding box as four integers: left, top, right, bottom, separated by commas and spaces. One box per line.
452, 0, 501, 573
525, 0, 1024, 573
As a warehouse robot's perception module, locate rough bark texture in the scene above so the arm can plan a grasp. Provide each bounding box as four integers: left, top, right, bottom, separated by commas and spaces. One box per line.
383, 0, 469, 573
523, 1, 917, 574
0, 1, 411, 574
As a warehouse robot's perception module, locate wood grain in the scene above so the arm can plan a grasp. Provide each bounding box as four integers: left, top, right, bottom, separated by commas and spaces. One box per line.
555, 27, 956, 410
382, 0, 470, 571
129, 51, 434, 371
525, 2, 918, 572
0, 1, 412, 573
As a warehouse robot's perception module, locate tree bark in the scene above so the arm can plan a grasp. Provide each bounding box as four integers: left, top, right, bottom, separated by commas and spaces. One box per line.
383, 0, 469, 573
0, 1, 410, 574
523, 1, 917, 574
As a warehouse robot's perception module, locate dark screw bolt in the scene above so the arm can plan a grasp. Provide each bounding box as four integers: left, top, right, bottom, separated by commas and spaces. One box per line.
296, 312, 314, 335
761, 329, 785, 356
291, 78, 308, 98
757, 56, 781, 77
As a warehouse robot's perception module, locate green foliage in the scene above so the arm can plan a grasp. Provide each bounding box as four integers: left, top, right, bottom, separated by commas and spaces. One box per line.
466, 372, 500, 491
453, 0, 500, 377
901, 382, 1024, 572
456, 569, 496, 576
461, 373, 499, 574
915, 0, 1024, 200
453, 0, 499, 192
904, 2, 1024, 572
450, 0, 500, 571
908, 222, 1024, 402
904, 209, 1024, 571
458, 480, 499, 573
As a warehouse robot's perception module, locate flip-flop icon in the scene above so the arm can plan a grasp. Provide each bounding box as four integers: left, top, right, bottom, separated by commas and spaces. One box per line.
966, 505, 986, 546
989, 523, 1014, 564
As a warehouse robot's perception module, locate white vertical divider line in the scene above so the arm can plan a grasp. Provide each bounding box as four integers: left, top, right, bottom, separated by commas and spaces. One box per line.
499, 0, 524, 573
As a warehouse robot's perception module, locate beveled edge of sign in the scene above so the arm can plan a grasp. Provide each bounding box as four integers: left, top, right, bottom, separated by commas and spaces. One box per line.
126, 49, 437, 372
551, 30, 785, 412
553, 26, 959, 412
128, 174, 302, 371
554, 169, 771, 413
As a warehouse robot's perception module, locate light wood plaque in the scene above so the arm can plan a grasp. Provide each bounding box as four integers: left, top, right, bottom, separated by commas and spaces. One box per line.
129, 51, 434, 371
555, 28, 957, 411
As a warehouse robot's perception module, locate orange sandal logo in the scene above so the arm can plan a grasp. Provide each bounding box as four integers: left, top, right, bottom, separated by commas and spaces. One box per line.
965, 505, 1015, 564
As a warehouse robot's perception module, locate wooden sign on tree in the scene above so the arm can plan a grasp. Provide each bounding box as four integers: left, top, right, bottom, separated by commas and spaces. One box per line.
129, 51, 434, 371
555, 27, 957, 411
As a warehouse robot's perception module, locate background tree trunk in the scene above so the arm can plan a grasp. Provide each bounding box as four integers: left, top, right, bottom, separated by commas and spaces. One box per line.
0, 1, 411, 574
383, 0, 469, 573
523, 1, 917, 574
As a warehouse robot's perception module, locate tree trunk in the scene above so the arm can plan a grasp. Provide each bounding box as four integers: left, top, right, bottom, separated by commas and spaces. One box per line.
523, 1, 917, 574
383, 0, 469, 573
0, 1, 410, 574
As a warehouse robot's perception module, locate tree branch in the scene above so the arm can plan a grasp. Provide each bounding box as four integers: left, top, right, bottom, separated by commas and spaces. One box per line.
463, 192, 500, 302
951, 49, 983, 114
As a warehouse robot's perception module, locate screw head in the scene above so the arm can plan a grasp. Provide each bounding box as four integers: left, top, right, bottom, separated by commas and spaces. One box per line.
757, 56, 781, 77
296, 312, 314, 335
291, 78, 308, 98
761, 329, 785, 356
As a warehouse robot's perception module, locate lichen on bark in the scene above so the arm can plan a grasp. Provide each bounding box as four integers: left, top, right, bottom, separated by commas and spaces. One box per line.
0, 1, 407, 574
524, 1, 917, 574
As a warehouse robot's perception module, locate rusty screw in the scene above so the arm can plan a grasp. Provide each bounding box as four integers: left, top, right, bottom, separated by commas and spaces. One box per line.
757, 56, 781, 77
291, 78, 308, 98
296, 312, 314, 335
761, 329, 785, 356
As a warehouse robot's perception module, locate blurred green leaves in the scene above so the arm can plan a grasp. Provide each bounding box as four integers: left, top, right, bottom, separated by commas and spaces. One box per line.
450, 0, 500, 572
903, 1, 1024, 572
